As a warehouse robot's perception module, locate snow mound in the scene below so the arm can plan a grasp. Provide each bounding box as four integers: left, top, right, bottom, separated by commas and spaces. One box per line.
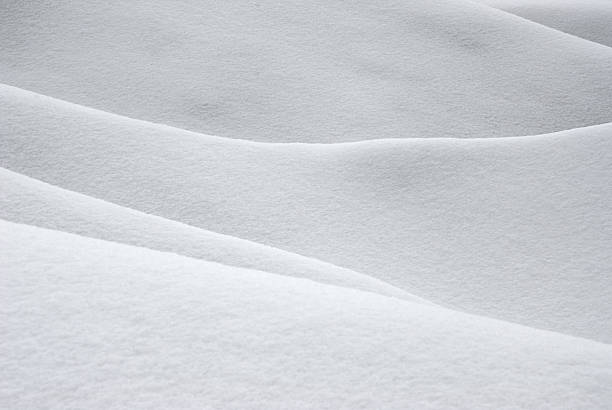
478, 0, 612, 47
2, 84, 611, 342
0, 167, 419, 302
2, 219, 612, 409
1, 0, 612, 142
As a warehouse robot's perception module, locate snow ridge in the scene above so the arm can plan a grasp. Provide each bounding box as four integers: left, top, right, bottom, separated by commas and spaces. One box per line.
2, 219, 612, 409
2, 83, 611, 343
2, 0, 612, 142
2, 0, 612, 407
0, 166, 422, 303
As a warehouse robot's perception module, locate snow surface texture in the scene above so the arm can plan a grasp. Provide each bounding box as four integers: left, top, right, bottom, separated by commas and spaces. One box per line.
0, 167, 421, 303
1, 0, 612, 142
2, 84, 611, 343
2, 220, 612, 409
2, 0, 612, 408
478, 0, 612, 47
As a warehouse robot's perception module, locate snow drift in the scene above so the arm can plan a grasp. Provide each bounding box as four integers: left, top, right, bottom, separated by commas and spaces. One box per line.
0, 166, 419, 302
2, 83, 611, 342
2, 219, 611, 409
2, 0, 612, 142
479, 0, 612, 47
2, 0, 611, 407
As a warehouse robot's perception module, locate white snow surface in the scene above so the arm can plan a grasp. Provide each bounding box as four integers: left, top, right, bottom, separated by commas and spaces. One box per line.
1, 0, 612, 142
478, 0, 612, 47
2, 83, 611, 343
2, 219, 612, 409
2, 0, 612, 407
0, 166, 420, 303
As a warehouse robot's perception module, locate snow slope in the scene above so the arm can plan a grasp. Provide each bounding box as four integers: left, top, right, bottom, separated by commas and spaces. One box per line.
2, 219, 612, 409
2, 0, 612, 142
2, 83, 611, 342
478, 0, 612, 47
0, 167, 419, 302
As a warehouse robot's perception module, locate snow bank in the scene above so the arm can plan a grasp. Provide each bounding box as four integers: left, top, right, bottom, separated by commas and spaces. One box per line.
478, 0, 612, 47
0, 167, 419, 302
2, 219, 611, 409
1, 0, 612, 142
2, 84, 611, 342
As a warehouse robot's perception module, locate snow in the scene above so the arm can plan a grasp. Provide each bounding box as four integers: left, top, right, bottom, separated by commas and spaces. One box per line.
0, 166, 421, 303
2, 84, 611, 343
1, 0, 612, 142
2, 219, 612, 409
1, 0, 612, 407
478, 0, 612, 47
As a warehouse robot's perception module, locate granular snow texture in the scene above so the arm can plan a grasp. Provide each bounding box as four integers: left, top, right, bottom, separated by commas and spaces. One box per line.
1, 0, 611, 408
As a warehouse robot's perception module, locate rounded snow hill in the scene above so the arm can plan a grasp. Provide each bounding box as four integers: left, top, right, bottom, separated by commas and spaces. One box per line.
2, 84, 611, 342
479, 0, 612, 47
2, 220, 612, 409
1, 0, 612, 142
0, 167, 421, 303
